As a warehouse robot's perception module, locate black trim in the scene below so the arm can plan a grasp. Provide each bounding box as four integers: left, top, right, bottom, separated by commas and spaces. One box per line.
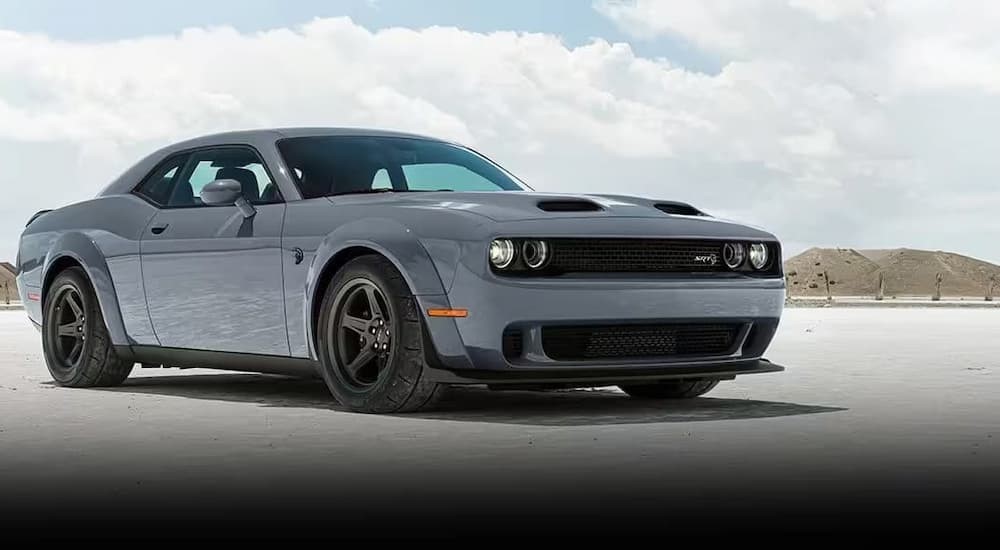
424, 359, 784, 385
115, 345, 320, 378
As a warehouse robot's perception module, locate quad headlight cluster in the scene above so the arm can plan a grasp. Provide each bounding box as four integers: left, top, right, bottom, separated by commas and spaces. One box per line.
489, 238, 550, 271
723, 242, 771, 271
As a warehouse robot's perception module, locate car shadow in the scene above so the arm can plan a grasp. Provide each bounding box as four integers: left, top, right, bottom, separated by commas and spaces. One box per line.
89, 372, 846, 427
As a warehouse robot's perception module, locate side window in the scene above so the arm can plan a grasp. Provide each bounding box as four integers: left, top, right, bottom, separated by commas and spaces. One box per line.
401, 163, 499, 192
134, 153, 189, 206
167, 147, 280, 207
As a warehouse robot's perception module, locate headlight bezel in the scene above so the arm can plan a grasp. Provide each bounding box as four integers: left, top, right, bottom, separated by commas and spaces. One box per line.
489, 238, 551, 272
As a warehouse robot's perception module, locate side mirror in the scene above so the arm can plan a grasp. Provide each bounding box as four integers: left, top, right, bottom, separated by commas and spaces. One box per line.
200, 179, 256, 218
200, 179, 243, 206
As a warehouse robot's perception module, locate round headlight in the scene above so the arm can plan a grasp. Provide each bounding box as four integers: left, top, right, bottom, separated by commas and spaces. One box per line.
489, 239, 516, 269
722, 243, 746, 269
749, 243, 769, 270
522, 240, 549, 269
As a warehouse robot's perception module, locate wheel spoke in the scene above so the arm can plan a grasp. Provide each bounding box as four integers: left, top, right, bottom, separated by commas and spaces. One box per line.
65, 292, 83, 318
345, 347, 376, 377
68, 340, 83, 363
364, 286, 384, 319
342, 314, 370, 335
57, 323, 78, 338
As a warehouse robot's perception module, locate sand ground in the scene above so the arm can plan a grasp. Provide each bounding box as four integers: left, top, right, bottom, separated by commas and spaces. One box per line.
0, 308, 997, 533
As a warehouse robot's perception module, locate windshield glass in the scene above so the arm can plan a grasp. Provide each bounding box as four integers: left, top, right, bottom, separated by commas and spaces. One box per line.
277, 136, 526, 198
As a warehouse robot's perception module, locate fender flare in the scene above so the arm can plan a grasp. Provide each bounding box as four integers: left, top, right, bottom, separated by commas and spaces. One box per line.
42, 232, 130, 347
303, 218, 450, 358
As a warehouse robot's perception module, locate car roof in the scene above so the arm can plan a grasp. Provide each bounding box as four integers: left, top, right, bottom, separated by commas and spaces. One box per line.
168, 127, 447, 150
97, 127, 453, 198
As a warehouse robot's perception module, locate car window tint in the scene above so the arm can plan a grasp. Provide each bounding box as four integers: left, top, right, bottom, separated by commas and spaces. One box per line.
402, 163, 499, 192
277, 136, 524, 198
167, 148, 279, 207
134, 154, 188, 206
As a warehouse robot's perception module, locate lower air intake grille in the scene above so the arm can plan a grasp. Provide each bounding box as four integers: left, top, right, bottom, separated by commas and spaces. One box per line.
502, 328, 524, 360
541, 323, 740, 361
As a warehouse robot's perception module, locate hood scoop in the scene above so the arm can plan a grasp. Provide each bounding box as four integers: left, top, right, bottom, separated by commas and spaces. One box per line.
655, 202, 705, 216
537, 199, 604, 213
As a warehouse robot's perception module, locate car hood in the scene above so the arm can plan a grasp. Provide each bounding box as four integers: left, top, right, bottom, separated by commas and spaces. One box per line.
328, 191, 716, 222
325, 191, 777, 241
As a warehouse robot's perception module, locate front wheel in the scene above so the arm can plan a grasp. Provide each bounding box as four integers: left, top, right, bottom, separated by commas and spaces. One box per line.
41, 267, 133, 387
619, 379, 719, 399
316, 255, 444, 413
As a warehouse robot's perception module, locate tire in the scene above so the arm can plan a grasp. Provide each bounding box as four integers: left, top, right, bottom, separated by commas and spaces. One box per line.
41, 267, 133, 387
619, 379, 720, 399
316, 255, 444, 413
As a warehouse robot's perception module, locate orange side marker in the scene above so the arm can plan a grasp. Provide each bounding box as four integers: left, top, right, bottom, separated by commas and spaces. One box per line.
427, 308, 468, 318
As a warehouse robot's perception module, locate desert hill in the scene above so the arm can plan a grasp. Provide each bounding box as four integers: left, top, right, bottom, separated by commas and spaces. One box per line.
1, 262, 17, 302
784, 248, 881, 296
785, 248, 1000, 298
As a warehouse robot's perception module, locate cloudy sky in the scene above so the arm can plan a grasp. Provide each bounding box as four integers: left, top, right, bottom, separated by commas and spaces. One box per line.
1, 0, 998, 264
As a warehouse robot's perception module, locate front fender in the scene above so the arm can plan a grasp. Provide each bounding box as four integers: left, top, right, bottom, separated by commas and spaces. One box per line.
303, 218, 454, 359
42, 232, 130, 347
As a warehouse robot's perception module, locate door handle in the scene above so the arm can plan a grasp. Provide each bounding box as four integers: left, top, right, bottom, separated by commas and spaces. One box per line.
150, 224, 169, 235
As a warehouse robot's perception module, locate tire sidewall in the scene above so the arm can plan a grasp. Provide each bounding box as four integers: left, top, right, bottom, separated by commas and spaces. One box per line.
42, 269, 97, 385
317, 257, 418, 411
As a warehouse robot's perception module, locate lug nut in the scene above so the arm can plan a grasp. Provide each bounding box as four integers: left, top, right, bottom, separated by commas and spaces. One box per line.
382, 343, 388, 351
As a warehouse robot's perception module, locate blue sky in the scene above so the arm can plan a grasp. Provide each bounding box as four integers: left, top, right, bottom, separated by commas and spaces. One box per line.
0, 0, 720, 72
3, 1, 1000, 264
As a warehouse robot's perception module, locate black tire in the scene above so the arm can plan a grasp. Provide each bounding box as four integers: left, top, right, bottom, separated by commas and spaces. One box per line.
316, 255, 444, 413
619, 379, 720, 399
42, 267, 133, 387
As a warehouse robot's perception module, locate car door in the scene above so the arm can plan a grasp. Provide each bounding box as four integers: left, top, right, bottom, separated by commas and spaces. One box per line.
138, 146, 290, 356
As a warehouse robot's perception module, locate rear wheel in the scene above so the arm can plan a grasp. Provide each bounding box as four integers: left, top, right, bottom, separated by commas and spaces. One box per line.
42, 267, 133, 387
316, 255, 443, 413
619, 379, 719, 399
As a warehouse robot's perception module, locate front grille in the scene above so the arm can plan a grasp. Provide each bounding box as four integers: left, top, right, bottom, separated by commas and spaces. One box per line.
541, 323, 741, 361
546, 239, 727, 274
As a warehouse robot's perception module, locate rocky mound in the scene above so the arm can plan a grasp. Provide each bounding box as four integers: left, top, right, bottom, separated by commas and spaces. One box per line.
870, 248, 1000, 298
785, 248, 1000, 298
0, 261, 17, 302
784, 248, 880, 296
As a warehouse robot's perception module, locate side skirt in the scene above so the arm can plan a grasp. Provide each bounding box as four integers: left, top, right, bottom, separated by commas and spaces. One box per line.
114, 345, 321, 379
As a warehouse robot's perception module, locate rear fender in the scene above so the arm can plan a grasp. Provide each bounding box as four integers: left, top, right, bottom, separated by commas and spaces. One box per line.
42, 232, 130, 346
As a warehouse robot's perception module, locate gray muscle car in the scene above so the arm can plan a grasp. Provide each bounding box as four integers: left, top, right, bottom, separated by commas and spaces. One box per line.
16, 128, 785, 413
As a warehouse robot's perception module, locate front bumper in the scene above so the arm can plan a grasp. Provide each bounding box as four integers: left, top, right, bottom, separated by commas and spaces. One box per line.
419, 267, 785, 375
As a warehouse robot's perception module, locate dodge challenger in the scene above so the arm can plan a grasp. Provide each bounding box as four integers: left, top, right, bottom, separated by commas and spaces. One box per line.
15, 128, 785, 413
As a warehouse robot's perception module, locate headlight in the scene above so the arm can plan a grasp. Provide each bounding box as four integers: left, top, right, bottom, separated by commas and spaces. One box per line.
489, 239, 516, 269
749, 243, 769, 270
722, 243, 745, 269
522, 240, 549, 269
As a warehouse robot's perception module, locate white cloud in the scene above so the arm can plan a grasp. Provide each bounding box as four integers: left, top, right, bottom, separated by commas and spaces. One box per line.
2, 8, 1000, 264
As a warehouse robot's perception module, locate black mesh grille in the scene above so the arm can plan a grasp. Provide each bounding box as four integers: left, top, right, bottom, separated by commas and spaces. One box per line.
502, 328, 524, 360
541, 323, 740, 361
547, 239, 726, 273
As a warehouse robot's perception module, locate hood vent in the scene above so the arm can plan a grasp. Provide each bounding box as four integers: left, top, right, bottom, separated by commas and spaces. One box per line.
537, 200, 603, 213
655, 202, 704, 216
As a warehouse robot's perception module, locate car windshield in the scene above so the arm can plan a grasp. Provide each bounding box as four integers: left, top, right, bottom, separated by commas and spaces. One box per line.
277, 136, 526, 198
